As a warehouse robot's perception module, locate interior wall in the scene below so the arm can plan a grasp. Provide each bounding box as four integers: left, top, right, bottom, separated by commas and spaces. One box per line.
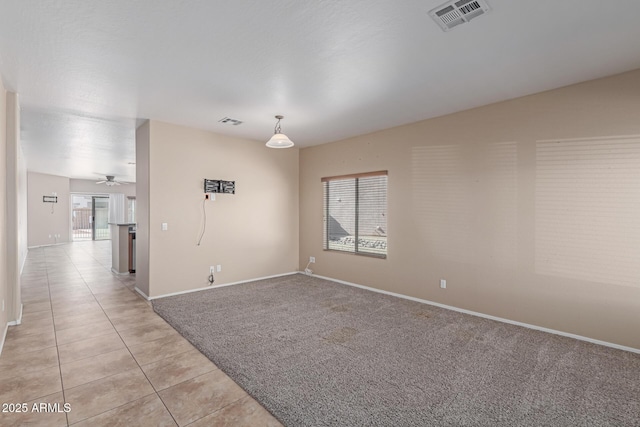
135, 121, 150, 296
17, 142, 27, 273
145, 120, 299, 298
299, 69, 640, 350
69, 178, 136, 197
27, 172, 70, 247
0, 80, 8, 347
5, 92, 22, 323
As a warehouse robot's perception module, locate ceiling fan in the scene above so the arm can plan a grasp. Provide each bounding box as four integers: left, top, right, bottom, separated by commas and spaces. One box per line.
96, 175, 128, 186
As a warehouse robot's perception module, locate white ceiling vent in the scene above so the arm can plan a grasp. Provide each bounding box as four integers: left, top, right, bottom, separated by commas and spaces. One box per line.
218, 117, 243, 126
429, 0, 491, 32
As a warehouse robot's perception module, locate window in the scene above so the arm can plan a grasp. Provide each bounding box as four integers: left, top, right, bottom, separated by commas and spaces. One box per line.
322, 171, 387, 258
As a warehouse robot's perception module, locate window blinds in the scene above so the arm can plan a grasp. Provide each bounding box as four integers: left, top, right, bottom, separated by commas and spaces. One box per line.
322, 171, 388, 258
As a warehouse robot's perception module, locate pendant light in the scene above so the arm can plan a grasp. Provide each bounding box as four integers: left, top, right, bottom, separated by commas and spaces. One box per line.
266, 115, 294, 148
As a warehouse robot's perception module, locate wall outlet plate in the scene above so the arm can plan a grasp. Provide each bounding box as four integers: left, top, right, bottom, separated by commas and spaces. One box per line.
440, 279, 447, 289
210, 266, 215, 274
309, 256, 315, 263
216, 265, 221, 272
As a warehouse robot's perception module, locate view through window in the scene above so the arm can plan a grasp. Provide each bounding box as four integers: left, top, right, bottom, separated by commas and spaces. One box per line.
322, 171, 388, 258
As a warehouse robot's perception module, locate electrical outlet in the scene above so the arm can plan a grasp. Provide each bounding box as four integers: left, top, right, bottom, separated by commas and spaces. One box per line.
210, 266, 215, 274
217, 265, 221, 272
161, 223, 168, 231
309, 256, 315, 263
440, 279, 447, 289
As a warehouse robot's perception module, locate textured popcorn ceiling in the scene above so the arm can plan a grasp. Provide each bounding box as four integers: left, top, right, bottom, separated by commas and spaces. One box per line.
1, 0, 640, 181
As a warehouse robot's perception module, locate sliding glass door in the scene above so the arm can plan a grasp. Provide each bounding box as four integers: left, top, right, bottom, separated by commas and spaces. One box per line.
72, 195, 110, 241
92, 196, 110, 240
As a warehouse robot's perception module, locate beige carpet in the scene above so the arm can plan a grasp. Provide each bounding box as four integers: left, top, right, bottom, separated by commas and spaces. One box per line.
153, 274, 640, 426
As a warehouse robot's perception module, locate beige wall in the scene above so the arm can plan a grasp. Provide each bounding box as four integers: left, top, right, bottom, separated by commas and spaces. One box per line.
0, 80, 7, 345
17, 139, 27, 274
300, 69, 640, 349
141, 120, 299, 298
5, 92, 22, 323
27, 172, 71, 247
69, 178, 136, 197
135, 121, 150, 296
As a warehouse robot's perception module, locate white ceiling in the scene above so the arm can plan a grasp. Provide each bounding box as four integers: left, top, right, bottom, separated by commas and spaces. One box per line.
1, 0, 640, 182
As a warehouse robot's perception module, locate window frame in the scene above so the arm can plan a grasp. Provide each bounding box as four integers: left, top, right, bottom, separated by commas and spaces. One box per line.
322, 170, 388, 259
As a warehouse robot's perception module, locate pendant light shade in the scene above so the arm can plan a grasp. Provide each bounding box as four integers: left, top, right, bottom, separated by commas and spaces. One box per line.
266, 115, 294, 148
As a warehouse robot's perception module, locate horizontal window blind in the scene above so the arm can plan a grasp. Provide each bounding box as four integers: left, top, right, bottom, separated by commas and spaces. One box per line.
323, 171, 387, 258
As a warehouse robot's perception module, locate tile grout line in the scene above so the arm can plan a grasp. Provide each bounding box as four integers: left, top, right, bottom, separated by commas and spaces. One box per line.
181, 395, 250, 427
43, 246, 70, 427
108, 307, 181, 426
21, 243, 244, 426
51, 243, 123, 425
65, 242, 181, 427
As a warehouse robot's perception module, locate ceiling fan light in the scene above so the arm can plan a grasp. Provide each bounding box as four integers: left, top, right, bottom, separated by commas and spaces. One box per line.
266, 133, 294, 148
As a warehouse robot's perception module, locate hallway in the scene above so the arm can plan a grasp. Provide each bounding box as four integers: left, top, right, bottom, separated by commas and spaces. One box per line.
0, 241, 280, 426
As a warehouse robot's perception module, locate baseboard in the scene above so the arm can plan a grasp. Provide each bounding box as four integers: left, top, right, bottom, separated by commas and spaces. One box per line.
134, 287, 150, 300
111, 268, 130, 276
20, 249, 28, 275
149, 271, 299, 301
7, 304, 23, 326
27, 242, 70, 249
312, 273, 640, 355
0, 322, 8, 357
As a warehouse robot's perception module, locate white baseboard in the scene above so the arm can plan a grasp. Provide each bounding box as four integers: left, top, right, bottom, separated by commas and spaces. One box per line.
20, 249, 27, 275
7, 304, 23, 326
148, 271, 299, 301
27, 242, 70, 249
0, 322, 8, 357
134, 286, 150, 300
311, 273, 640, 355
111, 268, 130, 276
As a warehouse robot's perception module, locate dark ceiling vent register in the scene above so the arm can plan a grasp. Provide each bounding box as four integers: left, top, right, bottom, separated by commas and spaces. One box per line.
218, 117, 243, 126
429, 0, 491, 31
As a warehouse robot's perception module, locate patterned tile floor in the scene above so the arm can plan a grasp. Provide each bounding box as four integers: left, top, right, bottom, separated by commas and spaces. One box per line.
0, 241, 281, 426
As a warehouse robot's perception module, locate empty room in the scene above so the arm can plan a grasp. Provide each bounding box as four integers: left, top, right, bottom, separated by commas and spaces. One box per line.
0, 1, 639, 426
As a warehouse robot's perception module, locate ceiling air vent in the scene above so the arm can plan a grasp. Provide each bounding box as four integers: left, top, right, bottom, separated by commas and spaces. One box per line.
218, 117, 243, 126
429, 0, 491, 32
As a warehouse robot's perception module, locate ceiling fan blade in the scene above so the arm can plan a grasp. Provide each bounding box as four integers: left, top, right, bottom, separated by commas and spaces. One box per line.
96, 180, 107, 184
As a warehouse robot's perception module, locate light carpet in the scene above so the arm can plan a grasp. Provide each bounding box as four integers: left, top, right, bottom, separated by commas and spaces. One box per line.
152, 274, 640, 426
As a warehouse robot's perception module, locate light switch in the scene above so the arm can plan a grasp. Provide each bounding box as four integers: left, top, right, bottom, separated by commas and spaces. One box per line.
161, 223, 168, 231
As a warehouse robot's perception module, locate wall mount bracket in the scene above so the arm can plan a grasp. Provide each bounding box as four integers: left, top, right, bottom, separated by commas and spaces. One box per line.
204, 179, 235, 194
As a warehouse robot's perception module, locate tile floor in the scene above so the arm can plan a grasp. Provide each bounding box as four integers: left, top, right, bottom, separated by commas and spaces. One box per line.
0, 241, 282, 426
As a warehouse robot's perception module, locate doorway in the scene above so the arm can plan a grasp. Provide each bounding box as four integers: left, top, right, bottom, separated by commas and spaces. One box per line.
71, 195, 110, 241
